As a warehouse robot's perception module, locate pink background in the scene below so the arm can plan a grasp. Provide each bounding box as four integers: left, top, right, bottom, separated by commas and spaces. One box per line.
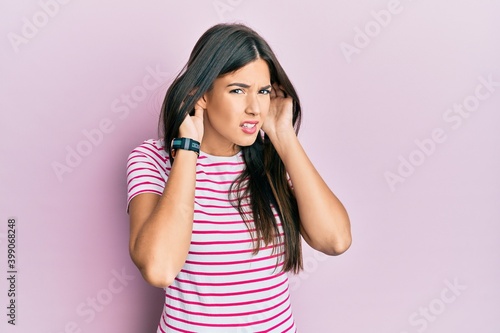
1, 1, 499, 332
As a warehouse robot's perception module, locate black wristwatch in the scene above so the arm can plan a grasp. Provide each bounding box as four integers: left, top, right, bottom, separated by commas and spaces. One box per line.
171, 138, 200, 157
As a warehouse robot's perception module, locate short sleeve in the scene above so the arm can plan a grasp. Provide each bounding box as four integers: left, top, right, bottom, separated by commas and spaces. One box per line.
126, 139, 170, 213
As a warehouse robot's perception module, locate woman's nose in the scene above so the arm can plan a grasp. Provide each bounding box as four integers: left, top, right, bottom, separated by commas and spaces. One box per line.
245, 95, 261, 115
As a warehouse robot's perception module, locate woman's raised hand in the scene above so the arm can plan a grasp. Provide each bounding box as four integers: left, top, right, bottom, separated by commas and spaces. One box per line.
262, 83, 295, 144
179, 104, 204, 142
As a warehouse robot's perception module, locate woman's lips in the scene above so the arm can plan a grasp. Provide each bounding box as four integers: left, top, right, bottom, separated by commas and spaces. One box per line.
240, 121, 258, 134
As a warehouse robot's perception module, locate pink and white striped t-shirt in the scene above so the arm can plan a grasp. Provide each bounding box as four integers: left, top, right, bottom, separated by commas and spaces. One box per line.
126, 139, 297, 333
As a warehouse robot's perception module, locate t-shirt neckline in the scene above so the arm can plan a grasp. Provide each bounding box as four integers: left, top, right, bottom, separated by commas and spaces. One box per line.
199, 150, 243, 162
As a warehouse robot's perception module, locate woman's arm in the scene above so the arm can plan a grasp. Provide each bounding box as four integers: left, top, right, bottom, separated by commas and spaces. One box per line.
272, 131, 351, 255
263, 87, 352, 256
128, 107, 204, 288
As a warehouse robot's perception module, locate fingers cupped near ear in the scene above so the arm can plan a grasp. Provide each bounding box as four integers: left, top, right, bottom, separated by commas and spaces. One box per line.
193, 106, 204, 119
272, 83, 288, 98
270, 87, 277, 98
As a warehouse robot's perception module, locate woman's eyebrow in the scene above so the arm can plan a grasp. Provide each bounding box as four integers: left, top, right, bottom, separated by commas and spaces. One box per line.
226, 83, 272, 90
227, 82, 250, 88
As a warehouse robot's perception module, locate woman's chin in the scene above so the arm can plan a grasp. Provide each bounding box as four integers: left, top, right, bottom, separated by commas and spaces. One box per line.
236, 136, 259, 147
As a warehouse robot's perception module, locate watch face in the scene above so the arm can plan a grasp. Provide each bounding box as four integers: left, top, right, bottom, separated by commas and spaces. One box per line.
191, 141, 200, 150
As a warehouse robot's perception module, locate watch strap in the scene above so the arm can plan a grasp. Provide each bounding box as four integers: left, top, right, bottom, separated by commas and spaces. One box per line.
171, 138, 200, 157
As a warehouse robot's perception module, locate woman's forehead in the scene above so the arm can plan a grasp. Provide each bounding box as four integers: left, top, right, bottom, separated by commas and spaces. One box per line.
216, 59, 271, 87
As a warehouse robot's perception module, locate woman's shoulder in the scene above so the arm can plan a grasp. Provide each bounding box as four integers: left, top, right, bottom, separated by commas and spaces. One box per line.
134, 138, 165, 149
128, 138, 169, 166
131, 138, 166, 153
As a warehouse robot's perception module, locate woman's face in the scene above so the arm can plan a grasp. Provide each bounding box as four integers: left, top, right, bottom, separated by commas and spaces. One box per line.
201, 58, 271, 156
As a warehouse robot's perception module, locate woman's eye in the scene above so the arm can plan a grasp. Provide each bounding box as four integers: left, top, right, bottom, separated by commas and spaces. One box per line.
259, 89, 271, 95
230, 89, 244, 94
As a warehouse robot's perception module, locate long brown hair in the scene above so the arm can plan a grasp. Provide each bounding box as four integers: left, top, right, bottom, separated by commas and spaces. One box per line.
160, 23, 303, 273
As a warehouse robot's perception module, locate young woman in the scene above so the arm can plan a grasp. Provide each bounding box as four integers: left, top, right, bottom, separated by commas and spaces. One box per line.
126, 23, 351, 333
